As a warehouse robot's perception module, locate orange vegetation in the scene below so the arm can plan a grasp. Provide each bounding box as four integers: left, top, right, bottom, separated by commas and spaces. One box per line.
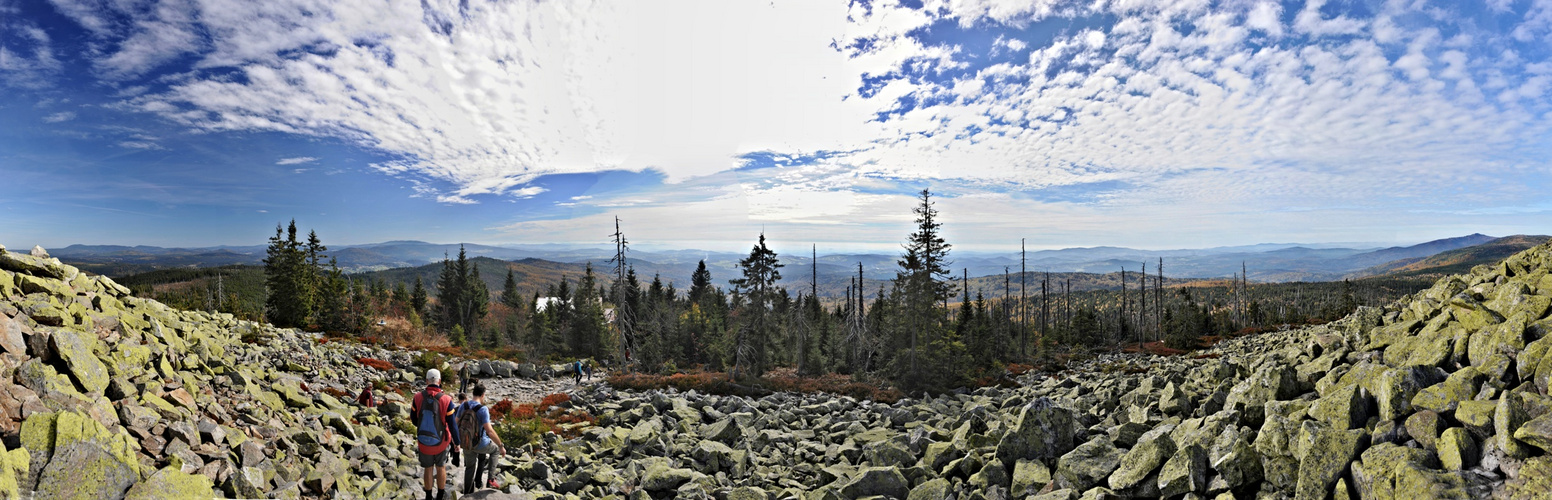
357, 357, 396, 371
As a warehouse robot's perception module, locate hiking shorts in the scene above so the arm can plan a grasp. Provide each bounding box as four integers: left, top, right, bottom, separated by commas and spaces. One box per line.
418, 449, 449, 468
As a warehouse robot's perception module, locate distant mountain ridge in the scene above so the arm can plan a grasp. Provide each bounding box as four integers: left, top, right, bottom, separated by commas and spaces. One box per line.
53, 234, 1509, 288
1352, 235, 1550, 278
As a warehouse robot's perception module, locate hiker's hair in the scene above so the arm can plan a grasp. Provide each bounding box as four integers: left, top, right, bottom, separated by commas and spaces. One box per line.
473, 385, 486, 397
458, 393, 468, 401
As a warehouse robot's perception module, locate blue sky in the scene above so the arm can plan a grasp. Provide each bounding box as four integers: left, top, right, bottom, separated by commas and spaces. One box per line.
3, 0, 1551, 253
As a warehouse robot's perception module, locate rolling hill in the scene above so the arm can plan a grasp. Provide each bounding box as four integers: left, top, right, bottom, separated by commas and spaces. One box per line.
1354, 235, 1551, 278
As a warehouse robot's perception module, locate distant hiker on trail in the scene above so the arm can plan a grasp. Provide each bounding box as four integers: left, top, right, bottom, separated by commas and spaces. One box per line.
459, 363, 472, 394
357, 383, 376, 408
410, 368, 460, 500
583, 359, 593, 381
573, 360, 584, 384
458, 384, 506, 494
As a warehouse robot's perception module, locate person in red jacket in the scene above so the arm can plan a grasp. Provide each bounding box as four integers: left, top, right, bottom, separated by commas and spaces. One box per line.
357, 382, 376, 408
410, 368, 459, 500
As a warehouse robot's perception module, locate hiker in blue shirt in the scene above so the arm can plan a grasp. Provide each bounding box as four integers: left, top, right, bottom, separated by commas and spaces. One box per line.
458, 384, 507, 493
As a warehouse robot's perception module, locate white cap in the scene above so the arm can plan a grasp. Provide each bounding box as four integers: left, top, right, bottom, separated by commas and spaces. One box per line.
426, 368, 441, 384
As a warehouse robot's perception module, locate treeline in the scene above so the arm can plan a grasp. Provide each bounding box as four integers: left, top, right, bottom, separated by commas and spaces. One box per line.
118, 265, 267, 321
245, 195, 1440, 394
260, 221, 430, 334
1013, 274, 1433, 350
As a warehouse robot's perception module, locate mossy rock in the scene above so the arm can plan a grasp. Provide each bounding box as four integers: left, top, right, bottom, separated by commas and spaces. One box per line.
1512, 412, 1552, 452
1294, 425, 1366, 500
1455, 399, 1498, 438
1437, 427, 1477, 471
0, 445, 28, 499
905, 477, 949, 500
48, 328, 109, 395
1410, 366, 1485, 413
35, 411, 141, 500
1055, 436, 1120, 491
1505, 456, 1552, 500
124, 466, 214, 500
1108, 430, 1174, 490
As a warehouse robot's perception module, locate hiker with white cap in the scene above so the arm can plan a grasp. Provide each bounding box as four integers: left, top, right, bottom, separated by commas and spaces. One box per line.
409, 368, 459, 500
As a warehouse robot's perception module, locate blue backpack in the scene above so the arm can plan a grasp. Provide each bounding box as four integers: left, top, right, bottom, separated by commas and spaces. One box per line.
416, 388, 448, 447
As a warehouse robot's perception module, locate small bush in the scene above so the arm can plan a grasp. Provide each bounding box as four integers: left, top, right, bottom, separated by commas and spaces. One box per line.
538, 393, 571, 410
494, 417, 549, 447
489, 399, 515, 420
357, 357, 395, 371
412, 351, 445, 372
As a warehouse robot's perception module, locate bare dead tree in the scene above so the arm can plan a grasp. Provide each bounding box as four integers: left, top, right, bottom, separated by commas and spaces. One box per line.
1020, 238, 1027, 358
1156, 257, 1163, 342
609, 217, 635, 367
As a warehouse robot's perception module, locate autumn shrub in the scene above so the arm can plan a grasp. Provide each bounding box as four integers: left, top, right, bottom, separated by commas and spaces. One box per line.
538, 393, 571, 410
357, 357, 396, 371
322, 387, 349, 399
489, 399, 515, 420
544, 409, 597, 439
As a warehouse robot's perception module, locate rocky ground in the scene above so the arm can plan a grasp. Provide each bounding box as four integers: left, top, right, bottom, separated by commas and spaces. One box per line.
0, 243, 564, 499
5, 238, 1552, 499
482, 240, 1552, 499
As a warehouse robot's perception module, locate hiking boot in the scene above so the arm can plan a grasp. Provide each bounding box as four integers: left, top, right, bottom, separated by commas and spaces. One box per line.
487, 479, 500, 490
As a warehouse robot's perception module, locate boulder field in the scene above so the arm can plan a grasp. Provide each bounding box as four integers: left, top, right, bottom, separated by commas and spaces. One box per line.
4, 238, 1552, 499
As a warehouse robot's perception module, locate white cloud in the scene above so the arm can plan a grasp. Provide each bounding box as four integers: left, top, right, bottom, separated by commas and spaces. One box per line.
276, 156, 319, 165
0, 22, 62, 88
31, 0, 1552, 244
43, 111, 76, 123
102, 0, 881, 204
118, 140, 165, 149
822, 0, 1552, 215
510, 186, 546, 199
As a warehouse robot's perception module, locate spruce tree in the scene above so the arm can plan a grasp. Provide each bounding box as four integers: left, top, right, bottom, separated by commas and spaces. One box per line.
689, 260, 713, 304
263, 220, 314, 328
434, 246, 490, 339
893, 189, 957, 390
571, 264, 608, 359
411, 276, 428, 319
729, 232, 782, 379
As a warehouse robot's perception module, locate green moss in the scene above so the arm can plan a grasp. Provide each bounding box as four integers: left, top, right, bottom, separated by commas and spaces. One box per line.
140, 392, 177, 414
104, 344, 151, 379
124, 466, 214, 500
36, 412, 142, 500
19, 412, 59, 452
0, 446, 29, 499
50, 328, 109, 394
